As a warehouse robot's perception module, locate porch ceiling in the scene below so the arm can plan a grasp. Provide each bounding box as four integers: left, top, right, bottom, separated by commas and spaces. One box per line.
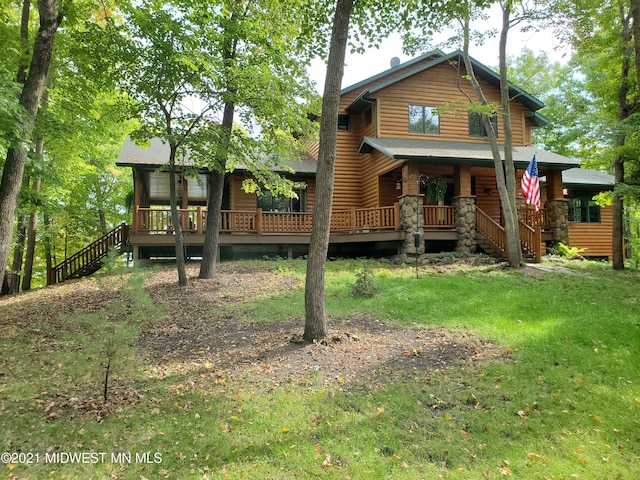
358, 137, 581, 170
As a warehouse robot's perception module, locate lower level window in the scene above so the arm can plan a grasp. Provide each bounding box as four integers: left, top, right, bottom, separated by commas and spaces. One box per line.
568, 193, 601, 223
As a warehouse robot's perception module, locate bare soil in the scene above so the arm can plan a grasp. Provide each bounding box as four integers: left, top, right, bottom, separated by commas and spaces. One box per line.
138, 262, 508, 389
0, 261, 509, 415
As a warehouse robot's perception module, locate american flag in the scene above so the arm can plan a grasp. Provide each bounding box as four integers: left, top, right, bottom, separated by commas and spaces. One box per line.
521, 155, 540, 211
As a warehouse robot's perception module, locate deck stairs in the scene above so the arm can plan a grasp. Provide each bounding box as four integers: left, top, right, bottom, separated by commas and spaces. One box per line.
476, 207, 543, 262
47, 223, 130, 285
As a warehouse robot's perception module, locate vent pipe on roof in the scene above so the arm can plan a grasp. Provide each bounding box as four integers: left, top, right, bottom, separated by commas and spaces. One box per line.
390, 57, 400, 68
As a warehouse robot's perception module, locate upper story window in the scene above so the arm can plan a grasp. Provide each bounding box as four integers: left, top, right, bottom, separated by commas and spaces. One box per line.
408, 105, 439, 134
469, 112, 498, 137
337, 114, 351, 131
568, 192, 601, 223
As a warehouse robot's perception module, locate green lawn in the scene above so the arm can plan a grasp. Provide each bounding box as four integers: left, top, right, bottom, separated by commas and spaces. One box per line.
1, 258, 639, 479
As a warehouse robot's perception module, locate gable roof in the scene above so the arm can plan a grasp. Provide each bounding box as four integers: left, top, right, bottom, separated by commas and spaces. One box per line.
358, 137, 580, 170
343, 50, 548, 127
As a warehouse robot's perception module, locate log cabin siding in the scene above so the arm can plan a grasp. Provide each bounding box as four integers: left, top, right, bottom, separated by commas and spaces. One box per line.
473, 173, 501, 220
568, 206, 615, 259
369, 63, 531, 145
230, 174, 257, 211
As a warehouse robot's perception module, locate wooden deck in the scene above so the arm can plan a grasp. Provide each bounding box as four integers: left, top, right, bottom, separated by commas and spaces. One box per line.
128, 204, 551, 260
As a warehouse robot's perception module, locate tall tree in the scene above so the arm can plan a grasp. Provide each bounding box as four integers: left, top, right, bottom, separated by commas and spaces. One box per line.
115, 0, 316, 285
196, 0, 318, 279
0, 0, 62, 274
303, 0, 355, 342
460, 0, 524, 267
554, 0, 636, 269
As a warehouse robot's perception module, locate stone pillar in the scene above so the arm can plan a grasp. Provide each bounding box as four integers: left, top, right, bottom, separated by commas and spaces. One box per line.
545, 198, 570, 245
454, 195, 476, 253
399, 194, 425, 255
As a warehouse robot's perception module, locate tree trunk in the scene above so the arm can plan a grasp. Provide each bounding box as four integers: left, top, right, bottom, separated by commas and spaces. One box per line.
200, 102, 234, 279
460, 4, 522, 267
199, 7, 239, 280
7, 0, 31, 289
44, 214, 53, 276
23, 177, 41, 291
612, 6, 633, 270
10, 177, 30, 293
23, 85, 48, 291
497, 3, 523, 267
169, 147, 188, 286
303, 0, 354, 343
0, 0, 61, 273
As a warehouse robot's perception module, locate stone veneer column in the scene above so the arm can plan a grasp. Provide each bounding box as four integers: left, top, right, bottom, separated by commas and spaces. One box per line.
545, 198, 570, 245
399, 194, 425, 255
454, 196, 476, 253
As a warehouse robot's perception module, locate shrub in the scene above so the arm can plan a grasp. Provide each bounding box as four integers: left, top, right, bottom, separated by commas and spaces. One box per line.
350, 266, 377, 298
548, 242, 586, 260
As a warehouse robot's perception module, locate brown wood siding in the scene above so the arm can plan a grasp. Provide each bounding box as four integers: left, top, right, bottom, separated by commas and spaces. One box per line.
361, 150, 404, 207
304, 179, 316, 213
230, 174, 257, 210
473, 173, 501, 221
379, 174, 401, 206
333, 130, 365, 209
568, 206, 615, 259
371, 64, 531, 146
340, 56, 440, 109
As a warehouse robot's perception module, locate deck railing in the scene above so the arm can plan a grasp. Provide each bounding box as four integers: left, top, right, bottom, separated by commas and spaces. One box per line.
476, 207, 507, 254
521, 208, 550, 229
519, 221, 543, 263
423, 205, 455, 228
133, 204, 401, 235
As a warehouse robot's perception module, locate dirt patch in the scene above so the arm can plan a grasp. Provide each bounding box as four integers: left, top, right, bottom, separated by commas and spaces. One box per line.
140, 263, 507, 388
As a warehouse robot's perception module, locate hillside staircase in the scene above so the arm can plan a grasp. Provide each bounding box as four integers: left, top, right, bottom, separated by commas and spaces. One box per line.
476, 207, 544, 262
47, 223, 130, 285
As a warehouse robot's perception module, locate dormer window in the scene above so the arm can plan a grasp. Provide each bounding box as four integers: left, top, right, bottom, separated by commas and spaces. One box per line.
408, 105, 439, 134
469, 112, 498, 137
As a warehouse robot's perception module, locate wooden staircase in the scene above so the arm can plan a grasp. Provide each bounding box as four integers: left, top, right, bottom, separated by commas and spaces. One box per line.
476, 208, 543, 263
47, 223, 130, 285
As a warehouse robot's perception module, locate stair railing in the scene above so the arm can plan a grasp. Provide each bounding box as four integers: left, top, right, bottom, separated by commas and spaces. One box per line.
476, 207, 506, 255
47, 223, 130, 285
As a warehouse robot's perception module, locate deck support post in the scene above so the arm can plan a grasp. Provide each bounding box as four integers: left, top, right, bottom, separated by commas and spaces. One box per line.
399, 194, 425, 256
545, 198, 570, 246
453, 195, 476, 254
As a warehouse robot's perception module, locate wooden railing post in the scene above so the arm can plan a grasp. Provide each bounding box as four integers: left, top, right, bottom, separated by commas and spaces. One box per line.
133, 205, 139, 233
197, 206, 203, 233
256, 208, 263, 234
350, 207, 357, 233
392, 204, 398, 230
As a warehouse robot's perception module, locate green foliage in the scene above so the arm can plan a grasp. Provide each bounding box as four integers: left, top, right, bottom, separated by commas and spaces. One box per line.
547, 242, 586, 259
2, 260, 639, 478
426, 174, 447, 204
350, 264, 378, 298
